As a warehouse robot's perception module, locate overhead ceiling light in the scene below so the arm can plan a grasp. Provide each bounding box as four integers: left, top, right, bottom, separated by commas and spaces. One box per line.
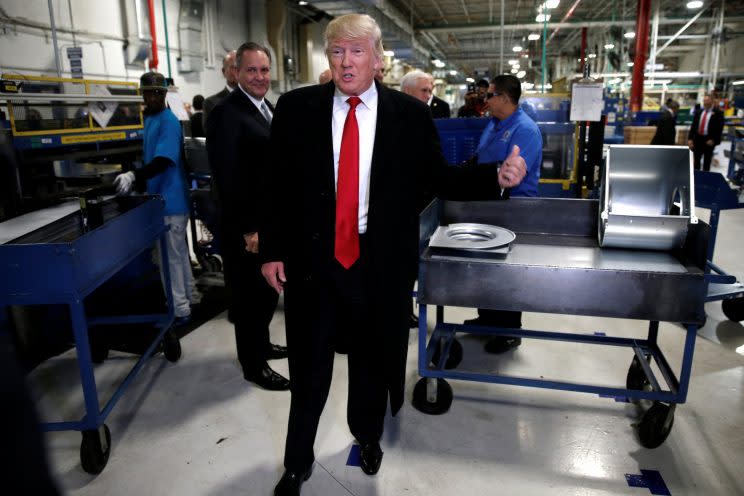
624, 31, 636, 39
298, 0, 308, 4
508, 59, 519, 65
511, 68, 519, 74
732, 80, 744, 86
383, 50, 395, 57
512, 64, 520, 69
528, 33, 541, 41
512, 45, 523, 52
627, 62, 634, 67
546, 0, 560, 8
588, 53, 597, 59
604, 43, 615, 50
449, 70, 457, 76
686, 1, 703, 8
522, 82, 535, 89
536, 13, 551, 22
516, 70, 526, 79
466, 77, 475, 83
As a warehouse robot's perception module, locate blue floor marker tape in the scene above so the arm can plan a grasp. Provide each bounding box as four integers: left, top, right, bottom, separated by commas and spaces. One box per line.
346, 444, 361, 467
625, 469, 672, 495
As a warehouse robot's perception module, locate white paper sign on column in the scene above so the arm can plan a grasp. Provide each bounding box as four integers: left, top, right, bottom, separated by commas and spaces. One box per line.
570, 83, 604, 122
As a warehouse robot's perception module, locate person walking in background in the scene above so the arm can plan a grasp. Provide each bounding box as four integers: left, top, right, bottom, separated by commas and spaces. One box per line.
651, 100, 679, 146
688, 93, 724, 171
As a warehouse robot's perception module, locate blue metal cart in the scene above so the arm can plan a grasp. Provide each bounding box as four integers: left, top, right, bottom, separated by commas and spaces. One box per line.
0, 195, 179, 474
413, 198, 708, 449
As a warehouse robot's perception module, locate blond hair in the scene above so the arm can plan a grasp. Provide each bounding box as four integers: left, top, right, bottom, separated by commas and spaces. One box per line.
325, 14, 384, 60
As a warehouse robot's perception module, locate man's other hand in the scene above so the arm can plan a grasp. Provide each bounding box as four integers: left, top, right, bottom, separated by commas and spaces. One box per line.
498, 145, 527, 189
261, 261, 286, 294
113, 171, 135, 195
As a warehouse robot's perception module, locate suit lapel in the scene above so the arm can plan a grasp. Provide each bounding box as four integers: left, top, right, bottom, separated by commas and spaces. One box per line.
235, 88, 271, 131
311, 83, 336, 197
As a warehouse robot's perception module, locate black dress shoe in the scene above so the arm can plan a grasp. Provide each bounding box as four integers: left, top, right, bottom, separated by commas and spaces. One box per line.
484, 336, 522, 354
408, 313, 419, 328
243, 364, 290, 391
359, 442, 383, 475
267, 343, 288, 360
274, 467, 312, 496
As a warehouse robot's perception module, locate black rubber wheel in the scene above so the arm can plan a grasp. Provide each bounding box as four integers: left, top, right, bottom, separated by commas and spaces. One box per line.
638, 402, 674, 449
412, 377, 453, 415
722, 297, 744, 322
206, 255, 222, 272
431, 338, 463, 369
80, 424, 111, 475
163, 330, 182, 362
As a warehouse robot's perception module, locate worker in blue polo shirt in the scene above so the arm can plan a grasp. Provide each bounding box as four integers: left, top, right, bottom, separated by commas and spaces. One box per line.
113, 71, 195, 325
464, 74, 542, 353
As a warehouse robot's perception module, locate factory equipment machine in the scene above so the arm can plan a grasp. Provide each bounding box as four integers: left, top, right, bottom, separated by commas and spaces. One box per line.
413, 145, 708, 449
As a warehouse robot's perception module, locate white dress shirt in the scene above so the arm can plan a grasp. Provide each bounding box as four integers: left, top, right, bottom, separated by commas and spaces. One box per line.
332, 82, 378, 234
238, 84, 272, 121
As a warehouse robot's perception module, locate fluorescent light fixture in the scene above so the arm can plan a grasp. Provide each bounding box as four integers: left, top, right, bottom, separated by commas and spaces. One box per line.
298, 0, 308, 4
604, 43, 615, 50
432, 59, 442, 65
546, 0, 560, 7
511, 68, 519, 74
512, 64, 520, 69
528, 33, 541, 41
508, 59, 519, 65
522, 82, 535, 89
383, 50, 395, 57
686, 1, 703, 8
627, 62, 634, 67
449, 70, 457, 76
624, 31, 636, 39
536, 13, 551, 22
732, 80, 744, 86
516, 70, 526, 79
460, 84, 468, 90
466, 77, 475, 83
512, 45, 523, 52
588, 53, 597, 59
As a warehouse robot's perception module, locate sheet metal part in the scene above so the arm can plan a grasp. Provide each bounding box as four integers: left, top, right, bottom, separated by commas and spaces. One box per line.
599, 145, 696, 251
429, 223, 515, 250
418, 198, 708, 324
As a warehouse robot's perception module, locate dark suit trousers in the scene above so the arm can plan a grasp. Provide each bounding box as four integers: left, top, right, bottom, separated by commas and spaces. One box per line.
222, 237, 279, 372
693, 135, 716, 172
283, 236, 387, 472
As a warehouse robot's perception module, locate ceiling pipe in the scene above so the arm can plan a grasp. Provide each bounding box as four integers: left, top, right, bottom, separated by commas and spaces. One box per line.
147, 0, 159, 70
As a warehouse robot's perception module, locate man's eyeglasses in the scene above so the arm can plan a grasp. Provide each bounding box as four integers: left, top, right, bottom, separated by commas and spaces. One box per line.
486, 91, 501, 100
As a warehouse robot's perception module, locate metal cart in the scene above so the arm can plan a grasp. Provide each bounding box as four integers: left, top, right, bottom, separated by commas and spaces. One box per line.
0, 195, 180, 474
413, 197, 708, 449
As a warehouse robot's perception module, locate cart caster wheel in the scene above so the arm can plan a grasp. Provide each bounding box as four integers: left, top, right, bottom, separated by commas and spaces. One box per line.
637, 402, 674, 449
163, 330, 182, 362
201, 255, 222, 273
722, 297, 744, 322
412, 377, 453, 415
431, 338, 463, 369
80, 424, 111, 475
626, 355, 651, 394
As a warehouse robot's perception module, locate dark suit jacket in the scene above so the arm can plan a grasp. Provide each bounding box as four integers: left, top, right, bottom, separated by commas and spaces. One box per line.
688, 107, 724, 145
650, 109, 676, 145
261, 81, 502, 414
206, 88, 273, 240
202, 87, 231, 131
430, 95, 451, 119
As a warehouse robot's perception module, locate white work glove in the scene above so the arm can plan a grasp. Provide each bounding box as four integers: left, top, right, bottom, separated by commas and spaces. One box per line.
113, 171, 135, 195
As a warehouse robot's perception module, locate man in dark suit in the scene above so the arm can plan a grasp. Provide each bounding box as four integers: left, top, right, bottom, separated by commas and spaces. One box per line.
688, 93, 724, 171
202, 50, 237, 131
261, 14, 527, 496
206, 42, 289, 391
651, 100, 679, 145
400, 70, 451, 118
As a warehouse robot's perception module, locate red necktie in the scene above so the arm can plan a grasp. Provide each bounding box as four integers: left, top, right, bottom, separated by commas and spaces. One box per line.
335, 96, 361, 269
698, 110, 708, 135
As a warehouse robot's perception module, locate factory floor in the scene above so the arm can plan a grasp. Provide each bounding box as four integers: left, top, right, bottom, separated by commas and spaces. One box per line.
34, 160, 744, 496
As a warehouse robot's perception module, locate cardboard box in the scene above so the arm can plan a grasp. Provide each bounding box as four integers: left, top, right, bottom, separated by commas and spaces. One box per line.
624, 126, 656, 145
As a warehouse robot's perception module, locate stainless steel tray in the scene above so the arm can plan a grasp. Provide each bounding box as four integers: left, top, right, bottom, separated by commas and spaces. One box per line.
428, 223, 515, 250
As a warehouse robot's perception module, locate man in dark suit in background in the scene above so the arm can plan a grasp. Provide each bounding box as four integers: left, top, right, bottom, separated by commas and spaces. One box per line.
261, 14, 526, 495
651, 100, 679, 145
206, 42, 289, 391
202, 50, 237, 131
688, 93, 724, 171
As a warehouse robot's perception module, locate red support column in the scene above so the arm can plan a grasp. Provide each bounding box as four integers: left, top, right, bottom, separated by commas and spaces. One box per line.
630, 0, 651, 113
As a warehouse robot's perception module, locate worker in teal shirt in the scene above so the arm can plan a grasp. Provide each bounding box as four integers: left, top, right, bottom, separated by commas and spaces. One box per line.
476, 75, 542, 197
465, 74, 543, 352
114, 71, 194, 323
